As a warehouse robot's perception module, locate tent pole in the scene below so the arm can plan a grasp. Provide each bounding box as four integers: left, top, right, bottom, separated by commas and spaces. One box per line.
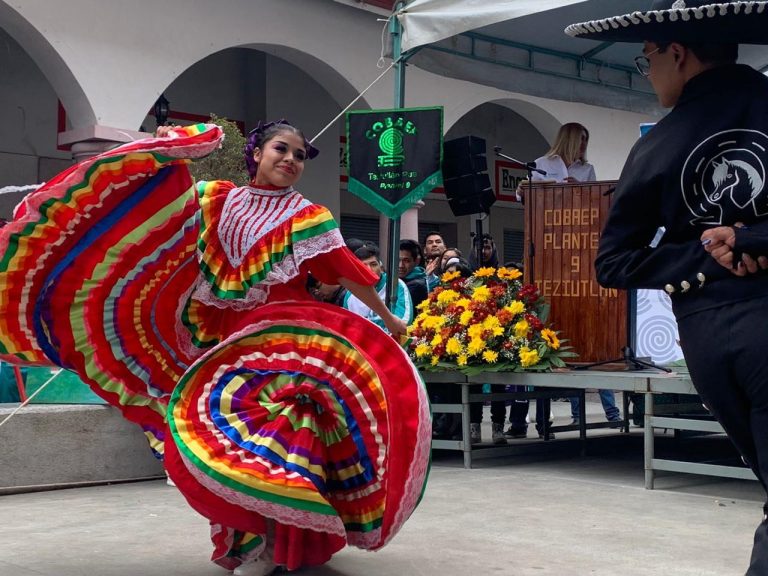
385, 4, 405, 311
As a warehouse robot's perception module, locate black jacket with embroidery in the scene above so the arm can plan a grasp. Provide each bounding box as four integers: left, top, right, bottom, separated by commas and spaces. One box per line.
595, 64, 768, 319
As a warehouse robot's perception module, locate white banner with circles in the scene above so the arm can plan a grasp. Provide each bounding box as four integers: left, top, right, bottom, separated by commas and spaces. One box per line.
635, 289, 684, 365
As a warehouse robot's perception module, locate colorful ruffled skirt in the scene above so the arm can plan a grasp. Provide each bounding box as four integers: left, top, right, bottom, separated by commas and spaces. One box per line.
0, 124, 431, 570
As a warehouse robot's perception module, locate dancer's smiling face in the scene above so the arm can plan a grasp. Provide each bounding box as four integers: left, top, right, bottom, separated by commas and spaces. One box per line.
251, 130, 306, 187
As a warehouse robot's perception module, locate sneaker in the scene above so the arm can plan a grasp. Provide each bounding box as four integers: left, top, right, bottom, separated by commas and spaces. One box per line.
537, 430, 556, 440
491, 423, 507, 445
504, 426, 528, 439
570, 418, 580, 427
469, 423, 482, 444
608, 418, 623, 429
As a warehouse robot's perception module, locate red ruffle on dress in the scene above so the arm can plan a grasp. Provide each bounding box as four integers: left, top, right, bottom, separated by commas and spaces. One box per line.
0, 124, 431, 571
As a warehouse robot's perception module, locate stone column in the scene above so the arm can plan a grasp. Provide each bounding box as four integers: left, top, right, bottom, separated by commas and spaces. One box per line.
378, 200, 424, 268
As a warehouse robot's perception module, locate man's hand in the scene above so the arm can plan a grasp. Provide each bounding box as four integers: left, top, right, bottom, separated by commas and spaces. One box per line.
701, 224, 768, 275
425, 257, 440, 276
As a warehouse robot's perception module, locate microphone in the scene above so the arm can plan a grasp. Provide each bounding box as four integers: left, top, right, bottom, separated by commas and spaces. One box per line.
493, 146, 547, 175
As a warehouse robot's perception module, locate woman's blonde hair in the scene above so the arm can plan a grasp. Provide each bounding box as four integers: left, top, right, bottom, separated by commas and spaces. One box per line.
545, 122, 589, 165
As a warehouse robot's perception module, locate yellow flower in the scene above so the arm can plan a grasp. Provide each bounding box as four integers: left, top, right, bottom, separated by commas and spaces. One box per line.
431, 334, 443, 347
467, 338, 486, 356
474, 266, 496, 278
519, 346, 540, 367
446, 337, 463, 356
430, 355, 440, 366
467, 324, 485, 340
472, 285, 491, 302
497, 267, 523, 280
437, 289, 460, 305
416, 299, 431, 311
441, 270, 461, 282
482, 349, 499, 363
482, 316, 504, 337
414, 343, 432, 358
457, 354, 468, 366
514, 319, 530, 338
459, 310, 474, 326
504, 301, 525, 315
422, 315, 446, 330
456, 298, 471, 309
541, 328, 560, 350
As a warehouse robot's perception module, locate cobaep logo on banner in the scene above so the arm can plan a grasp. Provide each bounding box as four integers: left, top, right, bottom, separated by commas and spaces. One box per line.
346, 108, 443, 219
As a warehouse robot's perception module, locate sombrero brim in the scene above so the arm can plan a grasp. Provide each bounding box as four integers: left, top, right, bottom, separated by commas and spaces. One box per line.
565, 2, 768, 44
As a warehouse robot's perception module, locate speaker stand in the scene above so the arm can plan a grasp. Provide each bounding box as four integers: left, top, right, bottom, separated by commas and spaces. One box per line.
574, 345, 671, 373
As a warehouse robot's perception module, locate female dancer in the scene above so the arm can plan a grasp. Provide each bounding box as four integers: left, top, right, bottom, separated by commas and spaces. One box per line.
0, 121, 431, 575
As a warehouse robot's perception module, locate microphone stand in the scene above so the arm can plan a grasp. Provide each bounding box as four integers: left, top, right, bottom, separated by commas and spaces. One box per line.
493, 148, 546, 284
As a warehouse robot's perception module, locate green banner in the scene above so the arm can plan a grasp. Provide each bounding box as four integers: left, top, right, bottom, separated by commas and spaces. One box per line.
346, 107, 443, 219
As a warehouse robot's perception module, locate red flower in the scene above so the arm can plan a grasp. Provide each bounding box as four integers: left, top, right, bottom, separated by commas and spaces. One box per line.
525, 313, 544, 332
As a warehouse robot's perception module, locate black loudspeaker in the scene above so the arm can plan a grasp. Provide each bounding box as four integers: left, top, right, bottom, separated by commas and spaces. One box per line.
444, 173, 495, 216
443, 136, 488, 179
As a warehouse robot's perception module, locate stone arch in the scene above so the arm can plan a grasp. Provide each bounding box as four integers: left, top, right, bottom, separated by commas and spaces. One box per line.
0, 1, 94, 127
444, 96, 563, 143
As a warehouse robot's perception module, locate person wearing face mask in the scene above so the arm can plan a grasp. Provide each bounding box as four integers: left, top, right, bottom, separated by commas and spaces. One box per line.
567, 3, 768, 573
0, 120, 430, 576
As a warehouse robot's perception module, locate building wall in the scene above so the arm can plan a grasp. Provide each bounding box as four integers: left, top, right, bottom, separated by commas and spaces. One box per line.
0, 0, 660, 232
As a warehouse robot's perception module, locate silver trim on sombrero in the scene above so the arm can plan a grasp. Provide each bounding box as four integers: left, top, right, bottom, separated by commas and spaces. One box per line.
565, 2, 768, 38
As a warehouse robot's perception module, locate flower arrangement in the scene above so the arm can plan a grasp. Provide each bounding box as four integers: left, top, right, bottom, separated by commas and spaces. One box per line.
407, 266, 575, 374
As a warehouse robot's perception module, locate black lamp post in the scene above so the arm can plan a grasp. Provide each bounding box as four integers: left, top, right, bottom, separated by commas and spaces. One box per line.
153, 94, 170, 126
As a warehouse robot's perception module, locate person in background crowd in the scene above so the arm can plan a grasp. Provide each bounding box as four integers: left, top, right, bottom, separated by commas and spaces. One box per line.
437, 247, 463, 276
501, 261, 556, 440
307, 275, 347, 307
423, 231, 446, 287
343, 242, 413, 333
441, 256, 472, 278
399, 239, 429, 307
344, 237, 366, 254
531, 122, 596, 184
469, 233, 499, 271
447, 249, 506, 444
567, 2, 768, 572
569, 391, 622, 428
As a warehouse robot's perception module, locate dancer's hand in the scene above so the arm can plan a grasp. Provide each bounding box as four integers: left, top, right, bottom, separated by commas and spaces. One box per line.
155, 125, 175, 138
384, 314, 408, 342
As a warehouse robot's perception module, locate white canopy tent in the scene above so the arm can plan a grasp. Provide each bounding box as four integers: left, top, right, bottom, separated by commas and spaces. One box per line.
391, 0, 768, 115
397, 0, 588, 53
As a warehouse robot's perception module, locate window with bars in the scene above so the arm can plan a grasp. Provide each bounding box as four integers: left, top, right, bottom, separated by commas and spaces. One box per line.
339, 215, 379, 246
503, 229, 524, 267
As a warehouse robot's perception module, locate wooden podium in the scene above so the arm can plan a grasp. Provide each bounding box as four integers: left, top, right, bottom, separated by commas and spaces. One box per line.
523, 181, 627, 364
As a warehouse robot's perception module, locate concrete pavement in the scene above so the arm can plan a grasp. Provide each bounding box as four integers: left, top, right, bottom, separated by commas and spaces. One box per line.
0, 433, 764, 576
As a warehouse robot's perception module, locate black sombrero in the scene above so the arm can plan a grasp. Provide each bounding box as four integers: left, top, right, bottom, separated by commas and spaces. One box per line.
565, 1, 768, 44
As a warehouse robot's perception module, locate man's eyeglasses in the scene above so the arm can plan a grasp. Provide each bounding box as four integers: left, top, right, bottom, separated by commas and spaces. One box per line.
634, 47, 662, 77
